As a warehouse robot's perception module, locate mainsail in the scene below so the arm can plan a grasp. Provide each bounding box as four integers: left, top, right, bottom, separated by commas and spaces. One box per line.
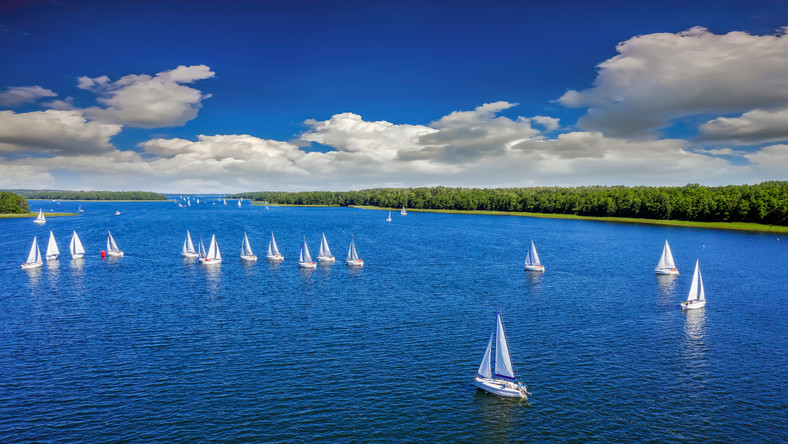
242, 233, 254, 256
657, 240, 676, 269
46, 231, 59, 257
687, 260, 705, 302
476, 331, 494, 379
26, 236, 42, 264
183, 230, 196, 254
494, 312, 516, 380
347, 237, 359, 261
107, 231, 120, 253
300, 237, 312, 263
525, 239, 540, 267
207, 234, 221, 260
70, 231, 85, 255
319, 233, 332, 257
268, 232, 280, 256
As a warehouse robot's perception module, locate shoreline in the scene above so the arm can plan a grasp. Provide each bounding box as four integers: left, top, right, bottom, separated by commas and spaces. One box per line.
0, 212, 78, 219
250, 202, 339, 207
350, 206, 788, 233
26, 199, 171, 203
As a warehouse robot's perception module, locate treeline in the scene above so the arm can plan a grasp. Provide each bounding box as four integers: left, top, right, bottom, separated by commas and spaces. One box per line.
232, 182, 788, 226
16, 190, 168, 201
0, 192, 29, 214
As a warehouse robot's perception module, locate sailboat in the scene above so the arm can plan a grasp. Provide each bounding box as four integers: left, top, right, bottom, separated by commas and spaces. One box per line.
681, 260, 706, 310
655, 240, 679, 275
265, 201, 269, 210
199, 234, 222, 265
223, 199, 227, 205
115, 210, 121, 215
78, 204, 84, 213
181, 230, 199, 258
238, 199, 242, 207
106, 230, 124, 257
266, 232, 284, 261
474, 311, 529, 399
524, 239, 544, 272
34, 209, 46, 224
46, 231, 59, 260
21, 236, 44, 269
298, 236, 316, 269
386, 211, 391, 222
241, 232, 257, 261
317, 233, 335, 263
400, 206, 407, 215
69, 231, 85, 259
346, 236, 364, 267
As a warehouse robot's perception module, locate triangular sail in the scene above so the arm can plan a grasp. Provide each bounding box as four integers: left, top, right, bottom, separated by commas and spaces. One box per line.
70, 231, 85, 255
319, 233, 332, 257
269, 232, 280, 256
301, 237, 312, 262
494, 312, 516, 380
476, 331, 494, 379
698, 264, 705, 301
525, 239, 540, 266
107, 231, 120, 253
36, 209, 45, 222
47, 231, 59, 256
687, 260, 700, 302
26, 237, 40, 264
184, 230, 196, 254
199, 236, 207, 259
657, 240, 675, 269
207, 235, 221, 260
242, 233, 254, 256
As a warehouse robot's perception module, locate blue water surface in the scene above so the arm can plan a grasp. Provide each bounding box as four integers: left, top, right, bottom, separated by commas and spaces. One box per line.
1, 200, 786, 442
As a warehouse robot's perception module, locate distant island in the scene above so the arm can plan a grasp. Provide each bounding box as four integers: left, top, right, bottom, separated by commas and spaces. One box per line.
9, 190, 168, 201
231, 182, 788, 228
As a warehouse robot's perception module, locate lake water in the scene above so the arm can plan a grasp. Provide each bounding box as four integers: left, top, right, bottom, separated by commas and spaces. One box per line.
1, 200, 786, 442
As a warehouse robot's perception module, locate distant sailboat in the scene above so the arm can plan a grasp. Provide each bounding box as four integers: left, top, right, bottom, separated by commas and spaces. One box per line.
106, 230, 124, 257
346, 236, 364, 267
265, 201, 269, 210
223, 199, 227, 205
317, 233, 335, 263
199, 234, 222, 265
21, 236, 43, 269
241, 232, 257, 261
181, 230, 199, 258
34, 209, 46, 224
474, 311, 529, 399
69, 231, 85, 259
298, 236, 316, 269
401, 206, 407, 215
387, 211, 391, 222
655, 240, 679, 275
266, 232, 284, 261
46, 231, 59, 260
187, 200, 191, 207
238, 199, 242, 207
78, 204, 84, 213
524, 239, 544, 272
115, 210, 121, 215
681, 260, 706, 310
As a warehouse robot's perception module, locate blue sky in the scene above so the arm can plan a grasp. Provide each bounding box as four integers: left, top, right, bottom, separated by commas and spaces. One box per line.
1, 0, 787, 192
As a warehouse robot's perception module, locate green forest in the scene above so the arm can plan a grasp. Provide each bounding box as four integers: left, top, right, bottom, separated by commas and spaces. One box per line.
232, 182, 788, 226
0, 192, 29, 214
14, 190, 168, 201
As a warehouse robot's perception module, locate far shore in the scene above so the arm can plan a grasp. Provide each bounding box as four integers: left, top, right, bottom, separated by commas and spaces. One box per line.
0, 212, 78, 219
250, 202, 339, 207
26, 199, 172, 203
350, 206, 788, 234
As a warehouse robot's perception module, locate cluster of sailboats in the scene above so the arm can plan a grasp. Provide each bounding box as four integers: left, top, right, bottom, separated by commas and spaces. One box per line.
21, 230, 120, 269
180, 231, 363, 268
655, 240, 706, 310
175, 196, 259, 208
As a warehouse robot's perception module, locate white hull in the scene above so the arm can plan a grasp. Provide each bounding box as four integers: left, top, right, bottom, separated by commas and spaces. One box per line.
107, 251, 123, 257
22, 262, 43, 269
46, 254, 58, 261
241, 254, 258, 262
346, 259, 364, 267
317, 256, 335, 263
72, 253, 84, 259
199, 258, 222, 265
182, 252, 199, 258
266, 254, 284, 261
299, 261, 317, 269
33, 220, 46, 225
682, 300, 706, 310
655, 268, 679, 275
474, 376, 527, 399
524, 264, 545, 272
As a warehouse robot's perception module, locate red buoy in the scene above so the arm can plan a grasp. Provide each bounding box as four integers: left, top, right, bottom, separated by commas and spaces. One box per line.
101, 250, 106, 258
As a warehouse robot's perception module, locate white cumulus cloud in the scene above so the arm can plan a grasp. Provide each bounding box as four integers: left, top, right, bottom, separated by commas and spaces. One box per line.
0, 85, 57, 107
699, 108, 788, 144
0, 110, 122, 155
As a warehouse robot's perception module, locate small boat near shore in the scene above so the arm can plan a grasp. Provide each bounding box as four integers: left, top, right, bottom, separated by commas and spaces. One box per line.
34, 209, 46, 224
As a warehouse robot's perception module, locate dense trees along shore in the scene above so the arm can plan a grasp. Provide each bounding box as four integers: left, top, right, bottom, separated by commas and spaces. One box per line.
0, 192, 29, 214
13, 190, 168, 201
232, 182, 788, 226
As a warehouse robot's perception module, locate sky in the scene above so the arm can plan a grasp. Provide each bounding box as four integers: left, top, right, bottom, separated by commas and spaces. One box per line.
1, 0, 788, 193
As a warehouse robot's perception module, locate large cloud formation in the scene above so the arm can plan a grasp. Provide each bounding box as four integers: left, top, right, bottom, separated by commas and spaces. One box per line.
0, 110, 122, 155
558, 26, 788, 138
0, 86, 57, 107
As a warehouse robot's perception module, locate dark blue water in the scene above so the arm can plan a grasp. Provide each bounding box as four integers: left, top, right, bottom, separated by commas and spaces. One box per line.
1, 200, 786, 442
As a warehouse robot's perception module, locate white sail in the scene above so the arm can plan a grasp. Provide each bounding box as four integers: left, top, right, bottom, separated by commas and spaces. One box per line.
525, 239, 541, 267
268, 232, 281, 256
242, 232, 254, 256
476, 331, 494, 379
26, 236, 42, 264
199, 236, 207, 259
300, 237, 313, 263
347, 237, 359, 261
238, 200, 241, 207
207, 234, 221, 260
70, 231, 85, 255
494, 313, 516, 380
319, 233, 332, 257
46, 231, 59, 258
687, 260, 706, 303
34, 209, 46, 223
387, 211, 391, 221
657, 240, 676, 269
401, 206, 407, 215
183, 230, 196, 254
107, 231, 120, 253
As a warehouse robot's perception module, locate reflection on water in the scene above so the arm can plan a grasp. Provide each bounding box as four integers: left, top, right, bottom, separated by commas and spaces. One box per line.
656, 274, 678, 298
524, 271, 543, 287
202, 264, 221, 295
472, 390, 525, 441
681, 310, 707, 379
25, 266, 43, 288
47, 260, 59, 289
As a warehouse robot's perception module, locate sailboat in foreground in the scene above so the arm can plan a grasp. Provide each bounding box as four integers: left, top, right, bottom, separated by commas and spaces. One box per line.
181, 230, 199, 258
474, 311, 529, 399
266, 232, 284, 261
298, 236, 316, 269
199, 234, 222, 265
106, 230, 124, 257
524, 239, 544, 272
46, 231, 59, 260
655, 240, 679, 275
241, 232, 257, 261
346, 236, 363, 267
21, 236, 43, 269
34, 209, 46, 224
70, 231, 85, 259
681, 260, 706, 310
317, 233, 335, 263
